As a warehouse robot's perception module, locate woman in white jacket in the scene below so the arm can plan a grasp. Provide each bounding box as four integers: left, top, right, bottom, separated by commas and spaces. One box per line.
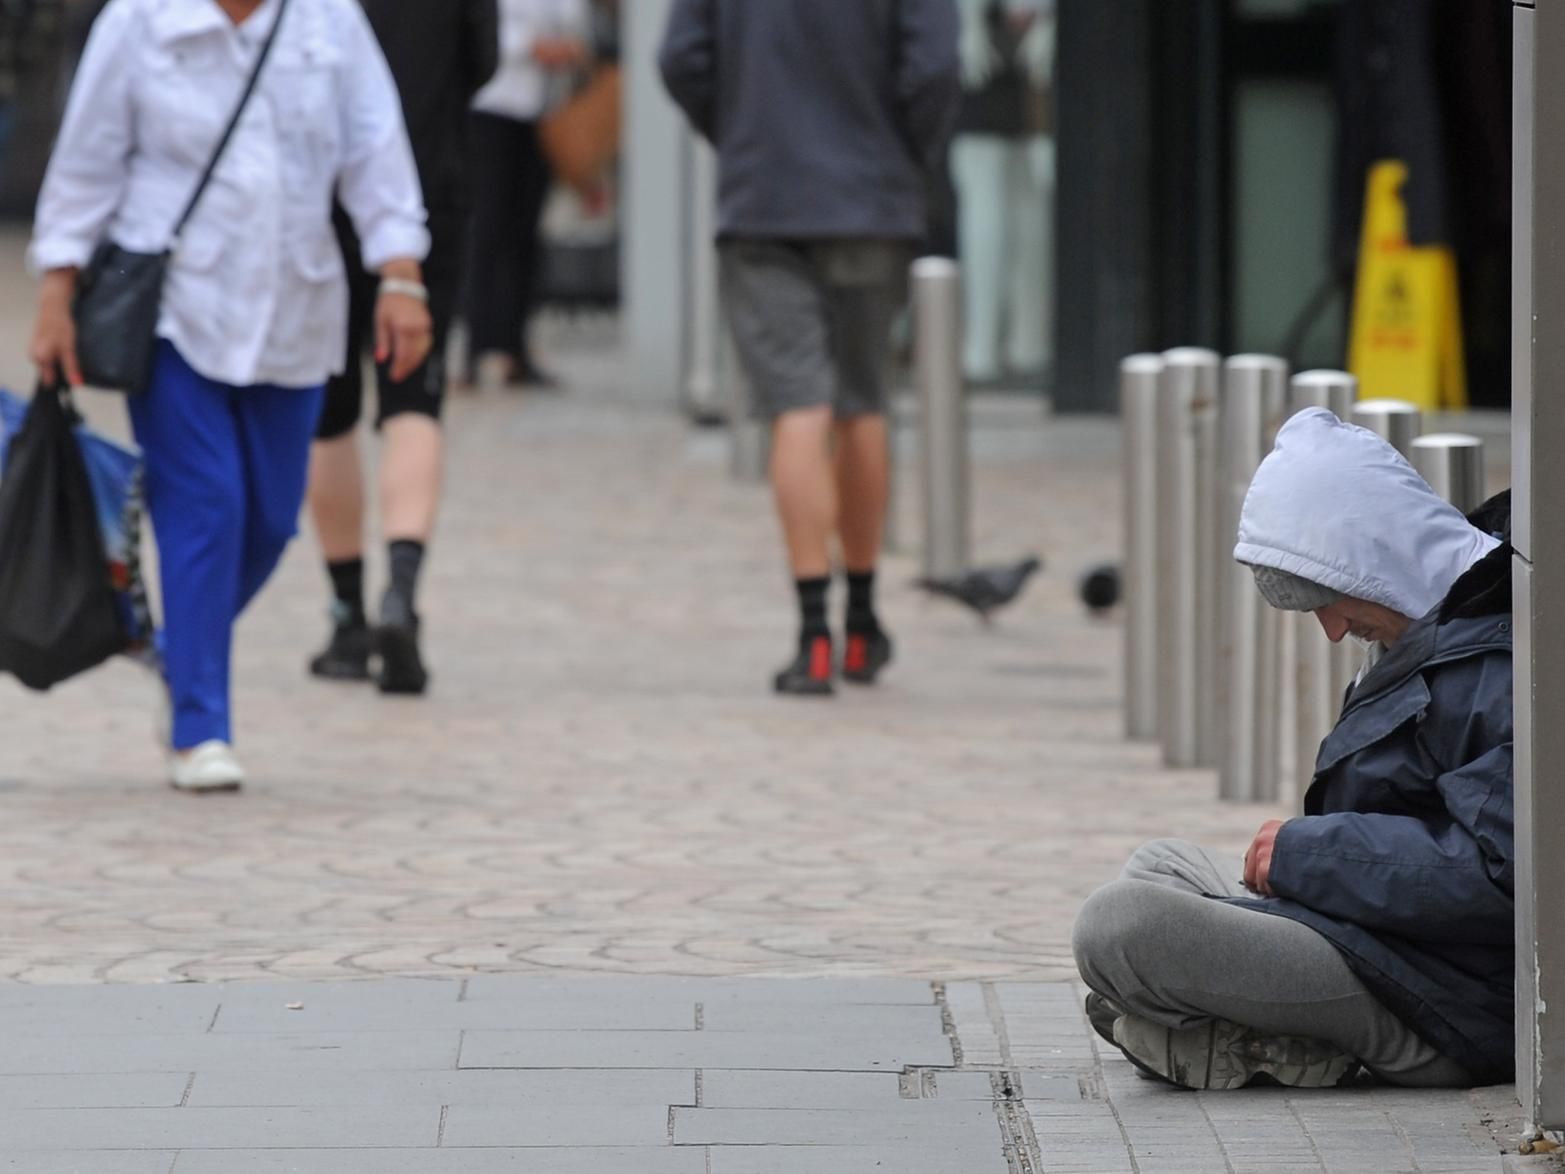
28, 0, 433, 792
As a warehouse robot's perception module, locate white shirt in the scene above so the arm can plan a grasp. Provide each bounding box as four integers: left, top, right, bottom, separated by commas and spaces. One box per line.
472, 0, 589, 122
29, 0, 430, 390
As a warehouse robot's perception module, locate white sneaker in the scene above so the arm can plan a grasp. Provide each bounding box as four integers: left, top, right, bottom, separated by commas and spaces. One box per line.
169, 741, 245, 793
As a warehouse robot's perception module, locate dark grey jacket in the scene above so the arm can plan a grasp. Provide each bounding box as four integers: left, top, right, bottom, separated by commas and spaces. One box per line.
658, 0, 962, 241
1231, 505, 1516, 1084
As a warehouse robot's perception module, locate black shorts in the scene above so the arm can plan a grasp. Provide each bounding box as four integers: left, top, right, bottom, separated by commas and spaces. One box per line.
315, 206, 461, 440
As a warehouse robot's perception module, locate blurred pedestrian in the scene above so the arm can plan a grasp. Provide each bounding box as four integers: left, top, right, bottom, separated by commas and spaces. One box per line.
306, 0, 497, 695
28, 0, 431, 791
660, 0, 962, 696
464, 0, 590, 392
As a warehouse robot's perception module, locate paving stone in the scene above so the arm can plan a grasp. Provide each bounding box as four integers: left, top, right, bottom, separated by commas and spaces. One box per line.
460, 1029, 954, 1072
706, 1143, 1011, 1174
441, 1104, 673, 1147
188, 1067, 695, 1108
0, 1074, 190, 1109
674, 1104, 998, 1146
0, 1106, 438, 1149
0, 984, 219, 1035
699, 1002, 946, 1034
0, 1154, 175, 1174
213, 987, 693, 1033
464, 976, 936, 1006
171, 1148, 708, 1174
700, 1071, 911, 1109
0, 1031, 461, 1075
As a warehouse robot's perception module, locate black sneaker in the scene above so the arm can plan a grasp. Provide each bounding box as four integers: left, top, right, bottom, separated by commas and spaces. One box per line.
774, 633, 834, 697
309, 609, 372, 681
376, 591, 429, 696
841, 626, 893, 684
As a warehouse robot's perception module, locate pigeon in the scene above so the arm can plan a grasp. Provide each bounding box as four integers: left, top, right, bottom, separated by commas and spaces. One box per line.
1079, 564, 1122, 615
917, 556, 1042, 623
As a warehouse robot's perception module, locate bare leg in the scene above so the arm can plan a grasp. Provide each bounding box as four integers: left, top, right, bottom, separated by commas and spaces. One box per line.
833, 413, 889, 571
307, 432, 366, 562
379, 414, 444, 544
771, 406, 837, 579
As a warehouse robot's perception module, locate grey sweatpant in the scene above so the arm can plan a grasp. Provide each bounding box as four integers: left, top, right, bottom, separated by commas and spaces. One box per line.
1072, 839, 1472, 1087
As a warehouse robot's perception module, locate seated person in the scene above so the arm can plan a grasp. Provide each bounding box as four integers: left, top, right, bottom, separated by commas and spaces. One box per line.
1074, 408, 1514, 1090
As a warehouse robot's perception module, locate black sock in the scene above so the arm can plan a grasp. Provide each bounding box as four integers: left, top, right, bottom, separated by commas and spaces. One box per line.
796, 576, 830, 641
845, 568, 878, 633
326, 558, 366, 626
387, 539, 426, 610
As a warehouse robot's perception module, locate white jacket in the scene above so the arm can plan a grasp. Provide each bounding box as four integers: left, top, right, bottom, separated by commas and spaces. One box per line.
29, 0, 430, 390
1235, 408, 1500, 620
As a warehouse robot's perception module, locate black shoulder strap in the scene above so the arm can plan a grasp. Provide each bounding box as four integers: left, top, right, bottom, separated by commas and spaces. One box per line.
169, 0, 293, 245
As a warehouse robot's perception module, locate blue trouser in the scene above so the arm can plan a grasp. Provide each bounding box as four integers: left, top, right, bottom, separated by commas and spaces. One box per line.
129, 342, 324, 750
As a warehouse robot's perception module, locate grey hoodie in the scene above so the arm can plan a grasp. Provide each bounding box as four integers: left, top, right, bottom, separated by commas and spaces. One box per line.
1235, 408, 1499, 620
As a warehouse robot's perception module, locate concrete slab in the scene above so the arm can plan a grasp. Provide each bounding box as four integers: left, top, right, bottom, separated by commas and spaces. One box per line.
0, 1106, 439, 1149
0, 1154, 175, 1174
170, 1149, 709, 1174
0, 1074, 190, 1109
706, 1143, 1010, 1174
700, 1071, 910, 1109
187, 1067, 695, 1108
459, 1029, 954, 1071
0, 1031, 461, 1075
440, 1104, 673, 1147
673, 1104, 998, 1146
463, 976, 937, 1006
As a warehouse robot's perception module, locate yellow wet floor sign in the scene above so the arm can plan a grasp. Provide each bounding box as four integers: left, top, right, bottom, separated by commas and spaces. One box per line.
1347, 160, 1467, 410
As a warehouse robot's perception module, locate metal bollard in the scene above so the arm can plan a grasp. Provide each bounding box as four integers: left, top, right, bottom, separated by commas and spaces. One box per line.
1217, 354, 1288, 802
1287, 371, 1360, 803
1155, 347, 1219, 768
912, 257, 970, 580
1412, 435, 1487, 514
1352, 399, 1423, 457
684, 139, 725, 423
1121, 354, 1164, 741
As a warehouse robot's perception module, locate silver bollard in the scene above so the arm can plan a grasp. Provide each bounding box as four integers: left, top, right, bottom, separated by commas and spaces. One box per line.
1217, 354, 1289, 802
1287, 371, 1360, 803
1156, 347, 1220, 768
912, 257, 970, 581
1352, 399, 1423, 457
684, 139, 725, 423
1121, 354, 1164, 741
1412, 434, 1487, 514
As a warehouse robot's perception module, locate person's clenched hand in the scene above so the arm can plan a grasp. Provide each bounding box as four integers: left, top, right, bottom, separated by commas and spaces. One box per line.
375, 289, 433, 384
1243, 819, 1286, 896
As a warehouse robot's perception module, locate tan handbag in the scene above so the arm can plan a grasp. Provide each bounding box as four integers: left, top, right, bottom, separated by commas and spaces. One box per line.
539, 64, 623, 193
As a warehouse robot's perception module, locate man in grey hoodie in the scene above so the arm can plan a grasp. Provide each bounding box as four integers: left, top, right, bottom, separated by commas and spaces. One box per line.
660, 0, 962, 696
1074, 410, 1515, 1090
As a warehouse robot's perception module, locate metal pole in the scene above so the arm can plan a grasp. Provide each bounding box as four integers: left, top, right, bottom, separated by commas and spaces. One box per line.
1351, 399, 1423, 457
1287, 371, 1359, 803
683, 139, 725, 424
1155, 347, 1218, 768
1217, 354, 1288, 802
1411, 435, 1487, 515
1121, 354, 1163, 741
723, 315, 769, 484
912, 257, 970, 580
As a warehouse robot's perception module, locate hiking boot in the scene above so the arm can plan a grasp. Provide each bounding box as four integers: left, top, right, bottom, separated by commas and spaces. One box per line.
774, 633, 834, 697
376, 591, 429, 696
841, 626, 893, 685
1112, 1013, 1358, 1091
309, 611, 372, 682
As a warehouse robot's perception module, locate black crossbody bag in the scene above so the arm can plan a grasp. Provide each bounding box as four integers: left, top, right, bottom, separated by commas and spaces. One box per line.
71, 0, 292, 395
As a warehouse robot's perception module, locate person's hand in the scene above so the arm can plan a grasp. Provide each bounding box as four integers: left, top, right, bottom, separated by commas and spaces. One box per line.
531, 36, 588, 70
1243, 819, 1286, 895
374, 263, 433, 384
30, 268, 82, 388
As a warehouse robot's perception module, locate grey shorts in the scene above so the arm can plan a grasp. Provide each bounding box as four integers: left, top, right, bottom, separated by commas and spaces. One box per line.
719, 238, 910, 420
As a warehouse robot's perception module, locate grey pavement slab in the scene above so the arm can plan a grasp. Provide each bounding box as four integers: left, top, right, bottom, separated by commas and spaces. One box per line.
187, 1067, 695, 1108
459, 1028, 954, 1071
0, 1106, 439, 1149
440, 1103, 673, 1147
0, 1030, 461, 1075
170, 1149, 709, 1174
673, 1104, 999, 1146
0, 1073, 190, 1109
463, 975, 937, 1006
212, 994, 695, 1033
0, 983, 220, 1035
699, 1001, 946, 1034
701, 1070, 923, 1108
0, 1154, 175, 1174
706, 1143, 1011, 1174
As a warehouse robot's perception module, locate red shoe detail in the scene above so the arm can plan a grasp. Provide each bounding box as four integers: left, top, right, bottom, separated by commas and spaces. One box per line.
809, 637, 832, 681
845, 635, 868, 674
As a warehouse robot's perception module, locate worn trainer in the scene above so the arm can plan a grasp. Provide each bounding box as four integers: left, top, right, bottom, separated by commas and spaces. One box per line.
1112, 1013, 1358, 1091
169, 741, 245, 793
376, 590, 429, 696
309, 610, 372, 682
1084, 992, 1123, 1047
841, 626, 893, 685
774, 633, 834, 696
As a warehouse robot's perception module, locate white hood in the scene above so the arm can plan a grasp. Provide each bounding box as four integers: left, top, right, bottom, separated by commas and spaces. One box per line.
1234, 408, 1500, 620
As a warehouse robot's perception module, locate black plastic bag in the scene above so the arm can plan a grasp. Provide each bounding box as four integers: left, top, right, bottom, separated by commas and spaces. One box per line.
0, 384, 128, 690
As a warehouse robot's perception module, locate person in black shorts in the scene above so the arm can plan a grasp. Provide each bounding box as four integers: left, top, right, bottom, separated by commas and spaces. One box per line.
306, 0, 497, 695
